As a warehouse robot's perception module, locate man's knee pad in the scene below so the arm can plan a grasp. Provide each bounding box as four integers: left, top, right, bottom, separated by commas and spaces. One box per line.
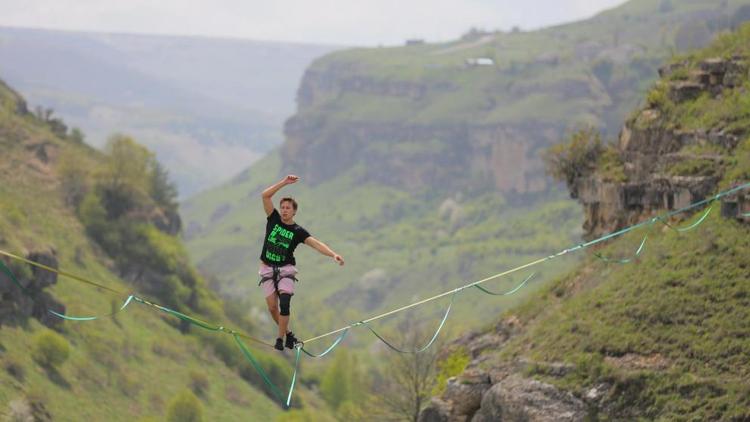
279, 293, 292, 316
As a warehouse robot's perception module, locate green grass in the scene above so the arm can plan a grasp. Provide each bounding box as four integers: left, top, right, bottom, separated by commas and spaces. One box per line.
298, 0, 749, 130
492, 208, 750, 420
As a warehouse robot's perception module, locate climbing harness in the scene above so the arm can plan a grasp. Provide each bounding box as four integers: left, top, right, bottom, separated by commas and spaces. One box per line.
259, 265, 298, 295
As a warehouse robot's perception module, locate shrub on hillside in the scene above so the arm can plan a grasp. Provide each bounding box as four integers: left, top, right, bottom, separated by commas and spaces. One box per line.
32, 330, 70, 369
165, 390, 203, 422
431, 347, 470, 396
543, 126, 604, 195
195, 330, 240, 368
58, 149, 91, 208
320, 350, 362, 410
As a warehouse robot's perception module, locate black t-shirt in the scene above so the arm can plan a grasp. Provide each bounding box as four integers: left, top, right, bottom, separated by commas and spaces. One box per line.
260, 209, 311, 266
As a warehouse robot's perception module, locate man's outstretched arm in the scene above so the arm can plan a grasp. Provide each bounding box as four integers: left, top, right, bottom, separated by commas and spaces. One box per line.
262, 175, 299, 216
304, 237, 345, 266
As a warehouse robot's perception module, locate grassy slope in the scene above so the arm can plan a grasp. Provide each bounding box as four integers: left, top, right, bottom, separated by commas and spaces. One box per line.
479, 25, 750, 420
0, 81, 332, 421
495, 203, 750, 419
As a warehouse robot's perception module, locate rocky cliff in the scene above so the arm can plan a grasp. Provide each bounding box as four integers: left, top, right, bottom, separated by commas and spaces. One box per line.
0, 250, 65, 329
282, 117, 556, 194
574, 55, 750, 239
419, 24, 750, 422
0, 82, 65, 328
279, 0, 750, 198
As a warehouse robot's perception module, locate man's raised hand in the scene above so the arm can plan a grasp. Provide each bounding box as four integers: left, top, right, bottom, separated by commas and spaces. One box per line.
284, 175, 300, 185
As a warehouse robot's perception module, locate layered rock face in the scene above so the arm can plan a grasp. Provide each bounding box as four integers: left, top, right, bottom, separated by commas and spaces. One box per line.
282, 53, 598, 196
282, 114, 558, 194
574, 56, 750, 239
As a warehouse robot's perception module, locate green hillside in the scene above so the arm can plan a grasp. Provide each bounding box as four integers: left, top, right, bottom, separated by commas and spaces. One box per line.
183, 153, 583, 348
0, 80, 333, 420
301, 0, 748, 130
457, 23, 750, 420
182, 0, 750, 362
182, 1, 750, 417
278, 0, 750, 195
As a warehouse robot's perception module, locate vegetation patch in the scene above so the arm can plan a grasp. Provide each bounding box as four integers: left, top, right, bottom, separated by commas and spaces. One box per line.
32, 330, 70, 369
431, 347, 471, 395
666, 157, 721, 177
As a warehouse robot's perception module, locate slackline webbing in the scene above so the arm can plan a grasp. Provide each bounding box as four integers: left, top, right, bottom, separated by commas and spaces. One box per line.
1, 181, 748, 408
301, 181, 750, 345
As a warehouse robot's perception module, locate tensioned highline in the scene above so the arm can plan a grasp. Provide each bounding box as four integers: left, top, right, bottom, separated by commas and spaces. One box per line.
300, 181, 750, 345
1, 181, 748, 408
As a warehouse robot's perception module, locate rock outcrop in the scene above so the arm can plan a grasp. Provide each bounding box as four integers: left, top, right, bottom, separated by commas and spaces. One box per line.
421, 54, 750, 422
574, 56, 750, 238
419, 316, 589, 422
0, 250, 65, 328
471, 375, 587, 422
282, 117, 559, 194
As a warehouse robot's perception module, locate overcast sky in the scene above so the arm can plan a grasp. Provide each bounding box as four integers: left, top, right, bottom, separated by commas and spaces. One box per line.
0, 0, 628, 46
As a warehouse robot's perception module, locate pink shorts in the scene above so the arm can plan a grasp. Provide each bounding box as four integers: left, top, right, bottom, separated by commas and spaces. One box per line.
259, 263, 297, 297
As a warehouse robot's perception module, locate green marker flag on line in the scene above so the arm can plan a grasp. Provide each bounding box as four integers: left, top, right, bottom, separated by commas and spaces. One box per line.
474, 272, 537, 296
233, 334, 302, 409
358, 291, 458, 354
658, 204, 714, 233
48, 295, 135, 321
594, 235, 648, 264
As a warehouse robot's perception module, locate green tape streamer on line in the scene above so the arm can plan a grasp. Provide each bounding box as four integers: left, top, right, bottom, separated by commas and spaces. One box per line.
474, 272, 537, 296
658, 204, 714, 233
48, 295, 135, 321
233, 334, 301, 409
594, 234, 648, 264
301, 329, 349, 358
358, 291, 458, 354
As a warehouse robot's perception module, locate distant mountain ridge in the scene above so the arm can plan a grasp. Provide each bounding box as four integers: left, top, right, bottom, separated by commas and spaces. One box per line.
0, 26, 341, 196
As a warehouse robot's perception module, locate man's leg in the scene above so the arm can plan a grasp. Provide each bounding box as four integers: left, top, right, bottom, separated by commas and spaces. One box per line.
278, 292, 291, 339
265, 294, 280, 325
266, 293, 286, 350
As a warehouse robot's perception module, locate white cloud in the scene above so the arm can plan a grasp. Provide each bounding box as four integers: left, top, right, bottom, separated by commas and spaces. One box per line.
0, 0, 627, 46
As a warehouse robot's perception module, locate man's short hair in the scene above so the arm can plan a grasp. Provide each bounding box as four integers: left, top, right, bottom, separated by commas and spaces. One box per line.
280, 197, 298, 211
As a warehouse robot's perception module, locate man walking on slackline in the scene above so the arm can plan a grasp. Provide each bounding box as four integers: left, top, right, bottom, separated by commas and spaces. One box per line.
260, 174, 345, 350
